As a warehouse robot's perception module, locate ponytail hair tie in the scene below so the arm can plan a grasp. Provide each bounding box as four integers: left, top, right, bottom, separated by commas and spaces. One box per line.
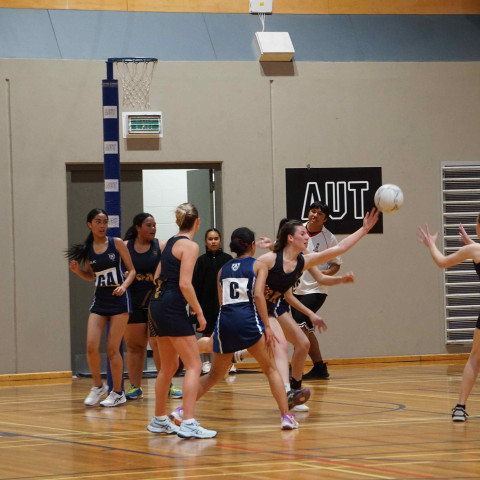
235, 237, 248, 247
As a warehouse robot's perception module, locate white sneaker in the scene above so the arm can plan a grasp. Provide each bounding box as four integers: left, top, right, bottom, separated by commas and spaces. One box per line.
99, 391, 126, 407
292, 403, 309, 412
202, 361, 211, 374
147, 416, 180, 434
84, 383, 108, 406
229, 364, 236, 373
178, 420, 217, 439
233, 351, 243, 363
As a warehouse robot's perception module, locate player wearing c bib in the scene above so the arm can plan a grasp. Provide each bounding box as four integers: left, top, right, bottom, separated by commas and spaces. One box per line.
170, 227, 299, 431
213, 257, 263, 353
67, 208, 136, 408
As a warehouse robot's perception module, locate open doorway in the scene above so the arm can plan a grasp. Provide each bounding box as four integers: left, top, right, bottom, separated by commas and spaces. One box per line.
65, 162, 222, 376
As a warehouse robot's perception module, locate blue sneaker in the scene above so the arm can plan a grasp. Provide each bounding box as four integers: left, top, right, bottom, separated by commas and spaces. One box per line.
178, 420, 217, 439
125, 385, 143, 400
147, 416, 180, 434
168, 384, 183, 399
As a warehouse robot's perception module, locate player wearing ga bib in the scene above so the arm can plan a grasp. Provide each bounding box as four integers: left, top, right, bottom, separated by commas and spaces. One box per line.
127, 238, 161, 324
213, 257, 264, 354
89, 236, 131, 315
265, 250, 305, 317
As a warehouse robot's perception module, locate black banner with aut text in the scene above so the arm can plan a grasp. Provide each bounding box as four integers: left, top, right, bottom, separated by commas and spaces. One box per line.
286, 167, 383, 234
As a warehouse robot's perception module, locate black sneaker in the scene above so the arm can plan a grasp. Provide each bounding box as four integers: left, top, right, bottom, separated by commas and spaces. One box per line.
303, 362, 330, 380
452, 405, 468, 422
287, 387, 311, 409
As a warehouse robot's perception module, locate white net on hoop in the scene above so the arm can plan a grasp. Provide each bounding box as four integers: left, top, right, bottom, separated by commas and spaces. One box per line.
114, 58, 157, 110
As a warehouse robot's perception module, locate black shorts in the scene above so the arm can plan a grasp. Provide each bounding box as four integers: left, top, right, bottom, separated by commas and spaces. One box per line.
291, 293, 327, 333
128, 308, 149, 324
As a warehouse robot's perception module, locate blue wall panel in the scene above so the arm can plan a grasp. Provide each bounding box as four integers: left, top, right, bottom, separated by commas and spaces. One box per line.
49, 11, 217, 60
1, 9, 480, 62
0, 9, 61, 58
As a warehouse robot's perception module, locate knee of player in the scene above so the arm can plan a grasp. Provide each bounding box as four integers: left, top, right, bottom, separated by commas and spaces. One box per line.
106, 345, 122, 359
276, 336, 289, 355
297, 335, 310, 354
126, 342, 146, 354
86, 341, 98, 355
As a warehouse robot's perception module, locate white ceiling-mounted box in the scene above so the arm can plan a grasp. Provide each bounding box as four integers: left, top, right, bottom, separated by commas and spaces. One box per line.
254, 32, 295, 62
122, 112, 163, 139
250, 0, 273, 14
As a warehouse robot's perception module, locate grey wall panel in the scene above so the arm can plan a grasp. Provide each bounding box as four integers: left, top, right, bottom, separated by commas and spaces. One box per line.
203, 14, 258, 61
48, 11, 217, 60
2, 10, 480, 61
0, 9, 61, 59
352, 15, 480, 62
285, 15, 365, 62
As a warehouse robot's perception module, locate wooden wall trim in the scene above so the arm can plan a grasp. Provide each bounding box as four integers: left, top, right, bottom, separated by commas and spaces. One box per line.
0, 371, 72, 383
235, 353, 470, 370
1, 0, 480, 14
0, 354, 467, 378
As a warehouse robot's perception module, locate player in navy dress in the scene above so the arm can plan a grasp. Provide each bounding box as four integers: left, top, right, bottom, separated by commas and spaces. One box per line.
256, 210, 380, 407
123, 213, 182, 401
67, 208, 136, 408
170, 227, 299, 430
236, 219, 355, 412
147, 203, 216, 439
418, 218, 480, 422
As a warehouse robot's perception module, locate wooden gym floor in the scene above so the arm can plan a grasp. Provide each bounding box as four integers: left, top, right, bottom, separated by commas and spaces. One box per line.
0, 360, 479, 480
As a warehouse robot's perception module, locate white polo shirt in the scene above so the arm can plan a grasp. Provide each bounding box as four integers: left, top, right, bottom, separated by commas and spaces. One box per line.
294, 224, 342, 295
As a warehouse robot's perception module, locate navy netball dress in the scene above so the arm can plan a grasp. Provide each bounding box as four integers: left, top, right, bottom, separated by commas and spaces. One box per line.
213, 257, 264, 354
265, 250, 305, 317
127, 238, 161, 324
89, 236, 131, 316
149, 236, 195, 337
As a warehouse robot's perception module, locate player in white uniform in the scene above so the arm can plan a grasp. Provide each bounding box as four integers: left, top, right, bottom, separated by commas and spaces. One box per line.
292, 201, 342, 379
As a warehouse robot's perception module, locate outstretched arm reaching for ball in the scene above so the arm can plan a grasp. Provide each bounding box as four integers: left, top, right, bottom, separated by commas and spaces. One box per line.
303, 208, 380, 271
417, 224, 480, 268
459, 224, 475, 246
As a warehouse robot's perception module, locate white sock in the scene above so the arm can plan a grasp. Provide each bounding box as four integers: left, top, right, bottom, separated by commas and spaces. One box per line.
284, 383, 291, 393
155, 415, 167, 421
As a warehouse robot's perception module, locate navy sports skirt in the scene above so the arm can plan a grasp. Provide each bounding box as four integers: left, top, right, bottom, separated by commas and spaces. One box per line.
149, 284, 195, 337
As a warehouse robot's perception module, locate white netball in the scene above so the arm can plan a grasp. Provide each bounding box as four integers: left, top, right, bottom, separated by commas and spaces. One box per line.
374, 184, 404, 214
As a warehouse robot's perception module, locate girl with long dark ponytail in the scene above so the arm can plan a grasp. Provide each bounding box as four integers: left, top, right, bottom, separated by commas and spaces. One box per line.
68, 208, 136, 408
66, 208, 107, 263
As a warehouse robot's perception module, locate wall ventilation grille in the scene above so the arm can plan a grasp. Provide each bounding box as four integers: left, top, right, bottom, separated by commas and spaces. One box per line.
442, 163, 480, 344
